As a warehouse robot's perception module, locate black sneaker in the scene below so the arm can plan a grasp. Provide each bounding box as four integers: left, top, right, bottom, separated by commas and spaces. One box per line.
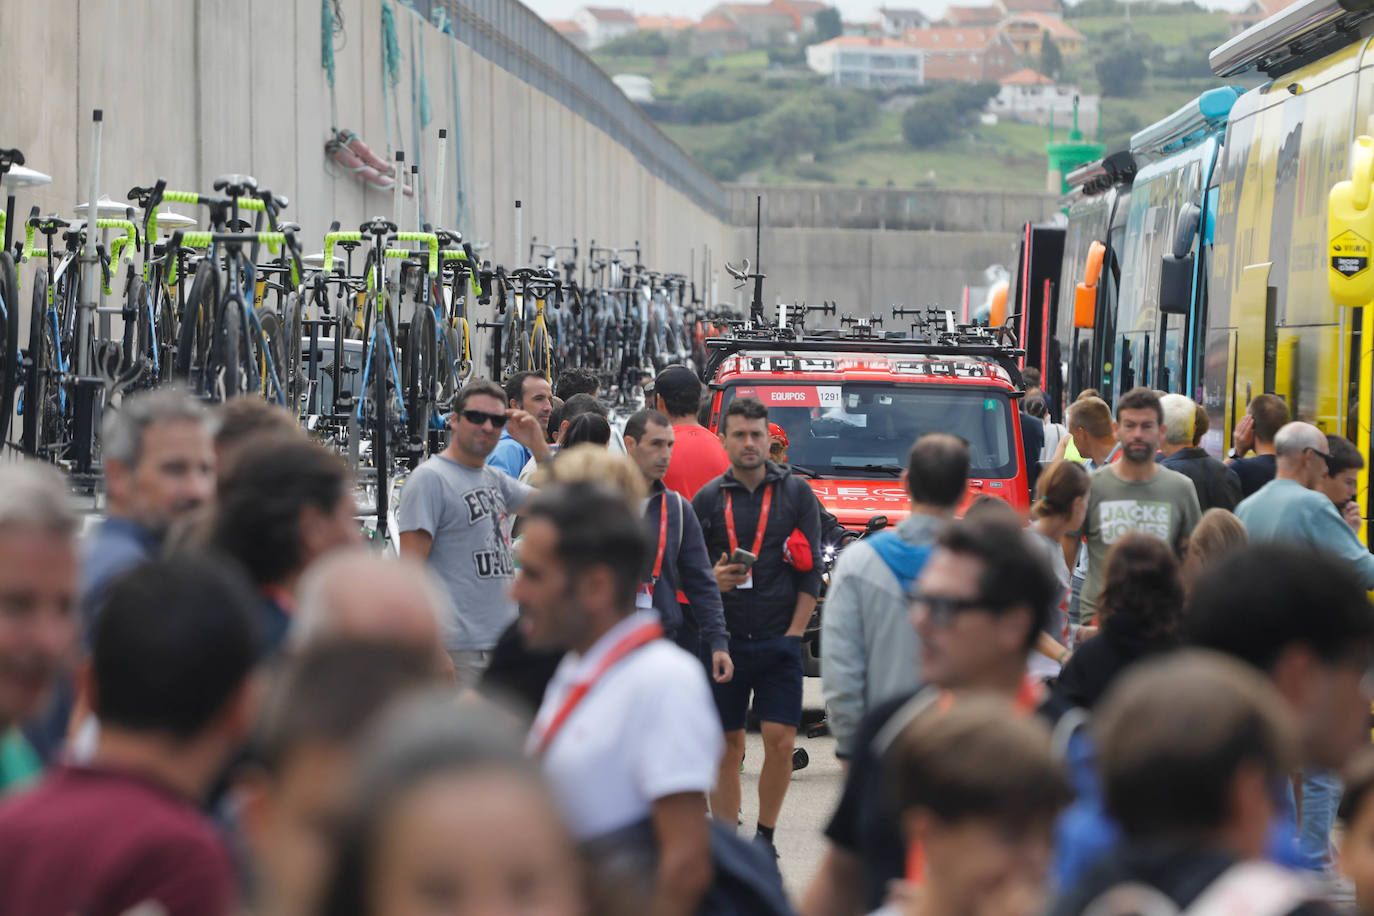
754, 833, 779, 861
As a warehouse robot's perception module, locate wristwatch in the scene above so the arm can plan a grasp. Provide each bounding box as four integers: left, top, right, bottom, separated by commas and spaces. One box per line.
1226, 448, 1240, 460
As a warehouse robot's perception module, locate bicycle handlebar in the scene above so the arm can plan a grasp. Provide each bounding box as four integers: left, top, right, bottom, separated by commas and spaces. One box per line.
323, 231, 364, 273
392, 231, 439, 277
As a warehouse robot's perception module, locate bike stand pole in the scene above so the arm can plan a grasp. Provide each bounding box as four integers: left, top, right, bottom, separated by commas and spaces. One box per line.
432, 129, 447, 228
71, 377, 102, 477
76, 110, 103, 380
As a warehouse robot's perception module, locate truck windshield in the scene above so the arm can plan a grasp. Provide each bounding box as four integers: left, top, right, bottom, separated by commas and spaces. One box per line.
720, 382, 1017, 479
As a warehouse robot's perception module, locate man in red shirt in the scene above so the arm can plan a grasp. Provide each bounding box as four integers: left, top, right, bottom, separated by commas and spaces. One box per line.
654, 365, 728, 499
0, 554, 260, 916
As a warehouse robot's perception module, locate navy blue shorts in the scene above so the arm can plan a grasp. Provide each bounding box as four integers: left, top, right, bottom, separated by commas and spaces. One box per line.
712, 635, 804, 731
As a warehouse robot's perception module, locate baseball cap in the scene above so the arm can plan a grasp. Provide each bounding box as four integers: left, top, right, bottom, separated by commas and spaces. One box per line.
649, 365, 700, 403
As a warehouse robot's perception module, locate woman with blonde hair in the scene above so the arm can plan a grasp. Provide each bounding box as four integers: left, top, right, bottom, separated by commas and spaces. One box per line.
1181, 508, 1247, 593
1027, 460, 1091, 679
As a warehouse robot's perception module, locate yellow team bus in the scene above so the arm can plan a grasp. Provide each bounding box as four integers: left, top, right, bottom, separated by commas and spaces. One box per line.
1206, 0, 1374, 531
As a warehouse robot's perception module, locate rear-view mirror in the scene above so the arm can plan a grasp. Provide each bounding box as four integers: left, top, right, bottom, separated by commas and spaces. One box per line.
1159, 254, 1195, 315
1073, 282, 1097, 329
1082, 240, 1106, 287
1172, 202, 1201, 260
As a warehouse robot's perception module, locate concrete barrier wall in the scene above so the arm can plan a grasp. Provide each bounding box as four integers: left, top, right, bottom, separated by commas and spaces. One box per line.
730, 185, 1060, 233
0, 1, 1051, 345
0, 0, 730, 270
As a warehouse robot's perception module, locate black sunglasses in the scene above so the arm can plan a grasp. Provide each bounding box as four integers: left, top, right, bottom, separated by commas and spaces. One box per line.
1306, 446, 1335, 469
909, 592, 1004, 625
460, 409, 508, 428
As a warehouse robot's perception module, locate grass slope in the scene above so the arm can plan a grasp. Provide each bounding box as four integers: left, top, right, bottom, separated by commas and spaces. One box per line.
593, 8, 1238, 190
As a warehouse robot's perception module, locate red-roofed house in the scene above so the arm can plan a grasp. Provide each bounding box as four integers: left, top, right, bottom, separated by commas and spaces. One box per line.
903, 26, 1018, 82
806, 35, 924, 87
705, 2, 798, 45
770, 0, 830, 33
1000, 12, 1084, 56
549, 19, 590, 51
573, 6, 637, 48
1228, 0, 1294, 36
636, 14, 695, 32
990, 69, 1098, 129
1003, 0, 1063, 16
942, 3, 1006, 27
691, 13, 751, 55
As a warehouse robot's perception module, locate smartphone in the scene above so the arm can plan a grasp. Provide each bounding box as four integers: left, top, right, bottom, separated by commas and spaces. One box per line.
729, 548, 758, 569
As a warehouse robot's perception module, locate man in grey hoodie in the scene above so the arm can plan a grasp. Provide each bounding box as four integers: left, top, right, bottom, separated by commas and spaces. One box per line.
821, 433, 968, 757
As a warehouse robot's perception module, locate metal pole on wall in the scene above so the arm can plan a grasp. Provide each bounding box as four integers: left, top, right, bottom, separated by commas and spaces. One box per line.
433, 128, 448, 228
78, 110, 103, 378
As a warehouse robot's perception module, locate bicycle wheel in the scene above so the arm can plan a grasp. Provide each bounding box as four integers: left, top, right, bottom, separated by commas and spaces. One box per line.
0, 252, 18, 449
530, 324, 551, 381
281, 291, 304, 412
213, 301, 244, 401
402, 299, 437, 449
259, 308, 287, 400
176, 260, 218, 392
23, 271, 61, 458
121, 275, 153, 388
371, 324, 390, 538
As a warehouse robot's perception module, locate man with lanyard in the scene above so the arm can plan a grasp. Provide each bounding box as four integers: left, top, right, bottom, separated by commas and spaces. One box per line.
623, 408, 734, 684
693, 397, 823, 858
801, 519, 1062, 916
516, 481, 721, 915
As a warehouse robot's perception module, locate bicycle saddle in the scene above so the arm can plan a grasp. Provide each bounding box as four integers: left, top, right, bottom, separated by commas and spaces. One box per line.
227, 218, 254, 232
213, 174, 258, 197
436, 229, 462, 247
31, 214, 70, 235
361, 217, 398, 235
278, 221, 302, 234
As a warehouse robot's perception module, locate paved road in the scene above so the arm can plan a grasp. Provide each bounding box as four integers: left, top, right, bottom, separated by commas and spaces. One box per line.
736, 677, 842, 903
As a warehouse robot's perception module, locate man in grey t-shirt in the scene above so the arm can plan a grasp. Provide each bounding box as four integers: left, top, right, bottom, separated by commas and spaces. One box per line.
398, 379, 549, 687
1078, 388, 1200, 623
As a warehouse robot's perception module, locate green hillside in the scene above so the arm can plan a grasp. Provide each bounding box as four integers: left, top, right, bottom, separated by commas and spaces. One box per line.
592, 2, 1241, 189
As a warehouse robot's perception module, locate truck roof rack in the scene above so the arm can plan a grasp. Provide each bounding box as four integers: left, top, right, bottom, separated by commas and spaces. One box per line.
703, 327, 1027, 392
1210, 0, 1374, 78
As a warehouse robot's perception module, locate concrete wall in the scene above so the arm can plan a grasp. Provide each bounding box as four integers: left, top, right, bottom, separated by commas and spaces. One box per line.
0, 1, 1053, 347
0, 0, 730, 271
729, 185, 1059, 233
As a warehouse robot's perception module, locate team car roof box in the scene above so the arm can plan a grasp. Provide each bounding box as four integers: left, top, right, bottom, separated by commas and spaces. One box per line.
1210, 0, 1374, 78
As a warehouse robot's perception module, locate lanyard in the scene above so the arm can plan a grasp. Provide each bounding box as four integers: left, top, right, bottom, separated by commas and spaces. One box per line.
650, 493, 668, 582
725, 483, 773, 556
532, 621, 664, 756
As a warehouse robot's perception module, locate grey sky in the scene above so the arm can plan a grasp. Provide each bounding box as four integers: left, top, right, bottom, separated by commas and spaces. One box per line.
525, 0, 1255, 24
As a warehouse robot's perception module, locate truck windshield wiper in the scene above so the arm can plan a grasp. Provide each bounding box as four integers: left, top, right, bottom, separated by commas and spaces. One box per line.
787, 464, 822, 478
830, 464, 903, 476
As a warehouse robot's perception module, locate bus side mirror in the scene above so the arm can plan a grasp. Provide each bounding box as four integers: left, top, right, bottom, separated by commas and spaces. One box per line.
1074, 240, 1105, 329
1159, 254, 1194, 315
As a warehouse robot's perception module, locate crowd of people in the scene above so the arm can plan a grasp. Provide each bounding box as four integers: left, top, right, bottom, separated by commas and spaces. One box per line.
0, 366, 1373, 916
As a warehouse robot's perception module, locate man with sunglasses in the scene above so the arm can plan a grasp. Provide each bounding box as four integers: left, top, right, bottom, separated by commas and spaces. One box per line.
802, 519, 1061, 916
1236, 422, 1374, 589
1234, 422, 1374, 872
398, 380, 550, 689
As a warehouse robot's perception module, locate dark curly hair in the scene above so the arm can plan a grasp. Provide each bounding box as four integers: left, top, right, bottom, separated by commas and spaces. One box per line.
1098, 533, 1184, 640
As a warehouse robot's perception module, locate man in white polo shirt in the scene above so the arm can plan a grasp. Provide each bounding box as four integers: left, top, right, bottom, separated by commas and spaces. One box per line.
517, 481, 722, 915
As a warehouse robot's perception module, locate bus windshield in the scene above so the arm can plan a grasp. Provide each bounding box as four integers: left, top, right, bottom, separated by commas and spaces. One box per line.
720, 382, 1017, 479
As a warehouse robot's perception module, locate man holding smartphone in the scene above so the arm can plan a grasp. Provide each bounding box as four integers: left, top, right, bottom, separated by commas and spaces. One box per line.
693, 397, 823, 859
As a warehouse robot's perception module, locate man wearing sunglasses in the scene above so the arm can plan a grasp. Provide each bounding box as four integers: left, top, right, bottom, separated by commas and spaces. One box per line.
1235, 420, 1374, 873
803, 519, 1060, 916
1236, 421, 1374, 590
398, 379, 551, 689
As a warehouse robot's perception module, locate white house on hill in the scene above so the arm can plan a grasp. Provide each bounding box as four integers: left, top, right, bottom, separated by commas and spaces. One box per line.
988, 68, 1099, 130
